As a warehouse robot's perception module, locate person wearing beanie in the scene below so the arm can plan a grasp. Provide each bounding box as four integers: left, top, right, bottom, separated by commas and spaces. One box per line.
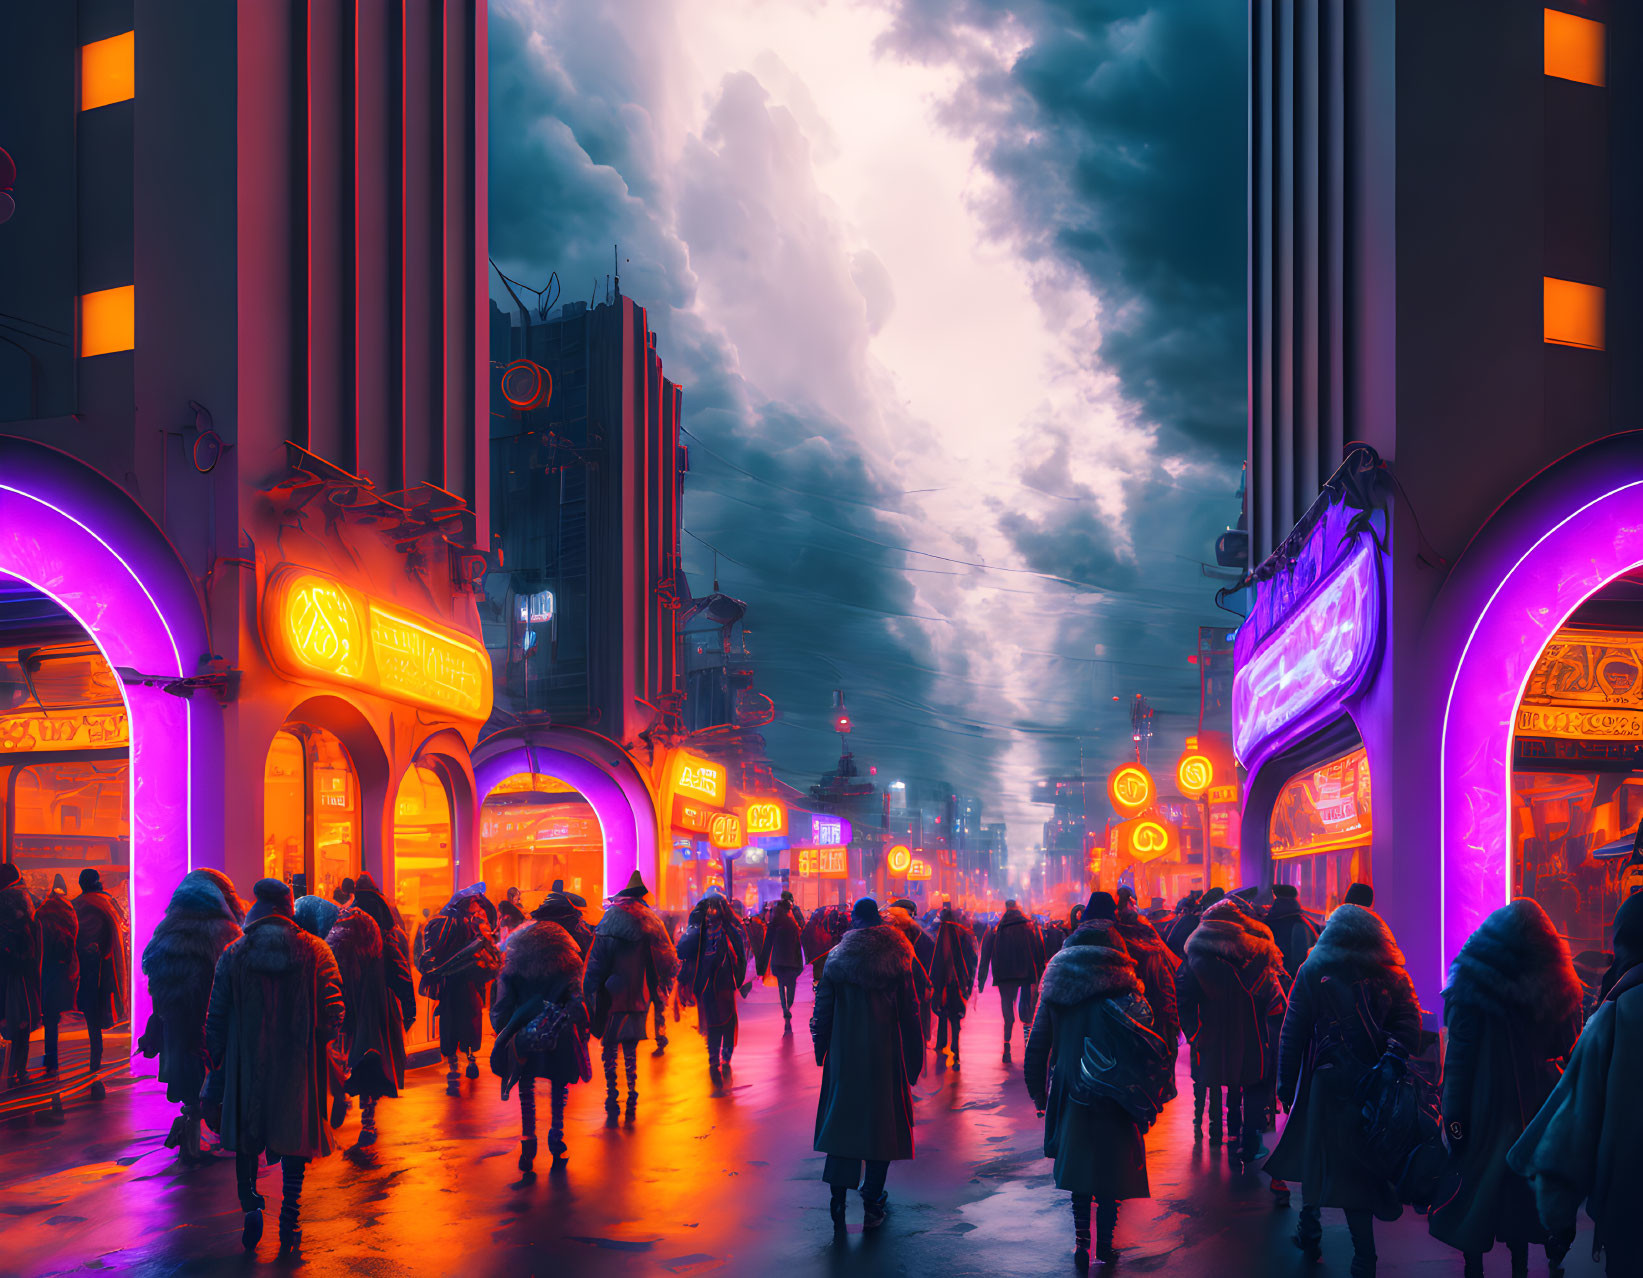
204, 877, 345, 1255
1025, 907, 1156, 1267
929, 905, 978, 1068
138, 869, 245, 1160
812, 891, 924, 1231
34, 878, 77, 1079
758, 892, 806, 1030
1429, 899, 1583, 1277
1344, 882, 1375, 908
979, 897, 1048, 1064
1266, 883, 1320, 986
1267, 902, 1421, 1275
418, 883, 502, 1095
1511, 890, 1643, 1277
73, 866, 127, 1096
0, 862, 42, 1088
584, 871, 679, 1122
532, 892, 595, 957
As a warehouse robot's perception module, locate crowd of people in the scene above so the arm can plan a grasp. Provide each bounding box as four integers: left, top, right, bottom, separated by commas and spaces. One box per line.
2, 858, 1642, 1274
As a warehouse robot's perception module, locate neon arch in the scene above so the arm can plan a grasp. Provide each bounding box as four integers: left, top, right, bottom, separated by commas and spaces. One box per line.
1440, 434, 1643, 993
0, 437, 217, 1036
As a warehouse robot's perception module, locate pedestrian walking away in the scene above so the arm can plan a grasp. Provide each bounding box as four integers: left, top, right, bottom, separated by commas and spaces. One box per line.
675, 892, 751, 1084
418, 882, 503, 1095
0, 861, 42, 1088
584, 872, 679, 1122
930, 904, 978, 1067
34, 876, 77, 1080
327, 902, 418, 1145
72, 867, 127, 1098
977, 897, 1046, 1063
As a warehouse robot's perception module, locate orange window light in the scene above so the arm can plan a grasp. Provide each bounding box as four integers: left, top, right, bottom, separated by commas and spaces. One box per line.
1544, 277, 1605, 350
80, 285, 134, 356
81, 31, 135, 111
1545, 9, 1604, 87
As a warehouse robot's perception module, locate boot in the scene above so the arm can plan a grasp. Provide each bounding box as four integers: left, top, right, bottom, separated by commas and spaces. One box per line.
1193, 1082, 1205, 1138
444, 1055, 461, 1097
89, 1079, 106, 1100
709, 1061, 723, 1087
165, 1111, 189, 1152
829, 1185, 848, 1231
1463, 1255, 1484, 1278
653, 1030, 669, 1057
518, 1137, 537, 1174
1349, 1258, 1376, 1278
278, 1160, 305, 1254
329, 1086, 349, 1129
466, 1051, 480, 1080
183, 1111, 205, 1162
547, 1129, 567, 1162
1269, 1177, 1291, 1208
625, 1092, 638, 1124
861, 1188, 888, 1230
1002, 1040, 1012, 1065
359, 1098, 378, 1146
1095, 1200, 1117, 1264
239, 1184, 266, 1251
1293, 1206, 1323, 1263
1071, 1196, 1091, 1271
1547, 1230, 1574, 1278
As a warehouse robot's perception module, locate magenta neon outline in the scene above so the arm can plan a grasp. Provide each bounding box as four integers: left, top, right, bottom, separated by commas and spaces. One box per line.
1439, 478, 1643, 992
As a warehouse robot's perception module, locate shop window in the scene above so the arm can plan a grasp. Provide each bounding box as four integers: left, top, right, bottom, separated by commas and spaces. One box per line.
1544, 277, 1605, 350
480, 772, 602, 911
262, 725, 361, 901
1269, 745, 1372, 915
80, 286, 134, 357
394, 765, 452, 1049
11, 760, 130, 904
1545, 9, 1605, 88
81, 31, 135, 111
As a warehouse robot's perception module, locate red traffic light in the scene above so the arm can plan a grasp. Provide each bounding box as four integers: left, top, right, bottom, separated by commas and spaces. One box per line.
834, 714, 852, 733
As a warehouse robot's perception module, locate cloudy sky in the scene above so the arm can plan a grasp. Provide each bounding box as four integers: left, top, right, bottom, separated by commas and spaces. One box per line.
488, 0, 1246, 851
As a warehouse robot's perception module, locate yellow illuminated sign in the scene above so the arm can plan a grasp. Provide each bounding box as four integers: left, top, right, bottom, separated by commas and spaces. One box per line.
796, 847, 818, 876
0, 711, 129, 754
1108, 764, 1155, 815
744, 801, 786, 835
887, 844, 912, 875
1117, 814, 1177, 864
672, 752, 727, 805
262, 566, 491, 721
907, 857, 932, 881
709, 812, 744, 850
819, 846, 848, 878
1176, 753, 1214, 800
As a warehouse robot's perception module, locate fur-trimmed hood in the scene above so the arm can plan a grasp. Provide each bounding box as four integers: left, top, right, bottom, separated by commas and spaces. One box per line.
141, 873, 242, 1010
1113, 911, 1172, 965
820, 922, 915, 990
502, 920, 585, 989
1039, 922, 1141, 1006
233, 914, 309, 974
1186, 901, 1284, 974
294, 895, 340, 941
327, 904, 382, 962
1303, 903, 1416, 999
1444, 897, 1583, 1022
595, 897, 680, 984
996, 906, 1031, 929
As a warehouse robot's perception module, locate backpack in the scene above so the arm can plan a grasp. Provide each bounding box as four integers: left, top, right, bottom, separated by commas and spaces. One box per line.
1070, 996, 1175, 1133
516, 997, 575, 1056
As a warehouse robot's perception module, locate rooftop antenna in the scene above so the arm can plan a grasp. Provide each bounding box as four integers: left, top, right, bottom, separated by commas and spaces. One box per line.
713, 548, 719, 593
613, 244, 620, 298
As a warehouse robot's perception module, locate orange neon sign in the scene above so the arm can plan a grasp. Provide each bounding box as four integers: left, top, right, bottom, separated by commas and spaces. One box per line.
1176, 753, 1214, 800
1117, 814, 1177, 864
672, 752, 726, 805
262, 566, 491, 720
709, 812, 744, 850
907, 857, 932, 881
744, 801, 786, 835
887, 844, 912, 875
1108, 763, 1155, 815
818, 846, 848, 878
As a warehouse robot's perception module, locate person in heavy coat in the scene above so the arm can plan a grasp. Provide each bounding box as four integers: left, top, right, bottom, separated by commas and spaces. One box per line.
1508, 891, 1643, 1278
326, 904, 417, 1145
1428, 898, 1582, 1278
675, 892, 750, 1083
1266, 883, 1320, 986
490, 917, 590, 1174
35, 878, 77, 1077
1024, 913, 1154, 1268
73, 867, 127, 1096
1163, 888, 1213, 957
138, 868, 245, 1160
1111, 894, 1180, 1055
0, 862, 42, 1087
203, 879, 344, 1255
885, 903, 935, 1043
1266, 903, 1422, 1277
930, 904, 977, 1067
531, 890, 594, 957
740, 902, 766, 972
978, 899, 1047, 1063
1176, 898, 1286, 1159
584, 871, 679, 1121
418, 881, 502, 1095
811, 898, 924, 1232
293, 894, 340, 943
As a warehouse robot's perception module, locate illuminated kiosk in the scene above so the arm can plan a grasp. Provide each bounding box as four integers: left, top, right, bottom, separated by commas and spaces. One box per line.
1234, 496, 1386, 920
474, 726, 660, 909
0, 438, 219, 1038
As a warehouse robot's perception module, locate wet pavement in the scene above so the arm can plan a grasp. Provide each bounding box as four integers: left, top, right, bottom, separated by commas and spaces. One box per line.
0, 981, 1607, 1277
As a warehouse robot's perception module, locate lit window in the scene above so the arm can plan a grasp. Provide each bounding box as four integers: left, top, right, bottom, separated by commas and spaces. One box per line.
80, 285, 134, 357
1545, 9, 1604, 87
1544, 277, 1605, 350
80, 31, 134, 111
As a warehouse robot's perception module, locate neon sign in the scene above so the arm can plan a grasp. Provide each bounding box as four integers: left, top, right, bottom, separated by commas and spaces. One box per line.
809, 815, 844, 846
672, 796, 714, 833
1107, 764, 1155, 816
818, 846, 848, 878
797, 847, 817, 875
1117, 815, 1177, 864
672, 753, 726, 805
709, 812, 744, 851
0, 710, 128, 753
907, 857, 932, 881
744, 801, 786, 835
1233, 540, 1380, 767
262, 566, 491, 720
1175, 753, 1213, 799
887, 844, 912, 875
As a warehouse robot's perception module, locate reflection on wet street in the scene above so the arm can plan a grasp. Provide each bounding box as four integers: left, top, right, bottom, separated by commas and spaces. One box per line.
0, 982, 1605, 1276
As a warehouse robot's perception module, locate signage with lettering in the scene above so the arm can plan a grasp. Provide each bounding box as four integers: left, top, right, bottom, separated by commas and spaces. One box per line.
907, 857, 932, 881
887, 844, 912, 875
672, 752, 727, 805
1108, 764, 1155, 816
796, 847, 817, 876
0, 710, 128, 754
818, 846, 847, 878
1207, 785, 1240, 805
744, 801, 786, 835
709, 812, 744, 851
672, 795, 715, 833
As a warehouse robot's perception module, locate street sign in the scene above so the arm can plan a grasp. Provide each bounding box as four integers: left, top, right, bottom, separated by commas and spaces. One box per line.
1108, 763, 1155, 816
1176, 752, 1214, 799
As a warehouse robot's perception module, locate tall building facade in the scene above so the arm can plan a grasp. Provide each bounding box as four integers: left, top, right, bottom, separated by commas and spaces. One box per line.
1238, 1, 1643, 1007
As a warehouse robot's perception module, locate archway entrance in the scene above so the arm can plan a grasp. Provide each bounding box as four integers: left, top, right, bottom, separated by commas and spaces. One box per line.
262, 724, 363, 901
395, 764, 454, 1048
480, 772, 604, 910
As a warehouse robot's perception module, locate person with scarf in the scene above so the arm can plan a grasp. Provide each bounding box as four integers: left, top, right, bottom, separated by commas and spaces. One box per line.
929, 904, 978, 1068
0, 862, 42, 1088
758, 892, 806, 1031
1509, 890, 1643, 1278
416, 881, 502, 1096
584, 872, 679, 1122
811, 898, 924, 1231
138, 868, 245, 1161
35, 875, 77, 1078
204, 879, 344, 1255
73, 867, 128, 1098
326, 902, 417, 1146
675, 892, 751, 1085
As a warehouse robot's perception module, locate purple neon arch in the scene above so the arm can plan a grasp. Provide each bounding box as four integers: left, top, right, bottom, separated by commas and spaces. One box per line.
1441, 465, 1643, 992
0, 437, 216, 1038
473, 739, 657, 899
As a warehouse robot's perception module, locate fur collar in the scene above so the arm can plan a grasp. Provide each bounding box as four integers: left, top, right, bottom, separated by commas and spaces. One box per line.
142, 897, 242, 979
293, 895, 340, 941
1304, 903, 1414, 994
501, 920, 585, 988
326, 905, 382, 963
1113, 912, 1170, 964
235, 915, 310, 974
821, 923, 914, 989
594, 898, 680, 984
1445, 898, 1582, 1022
883, 910, 925, 955
1039, 937, 1141, 1006
0, 882, 33, 925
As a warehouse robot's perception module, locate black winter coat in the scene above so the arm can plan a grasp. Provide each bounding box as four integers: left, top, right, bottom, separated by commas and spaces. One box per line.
73, 888, 127, 1026
584, 898, 680, 1044
1024, 921, 1151, 1199
1265, 905, 1423, 1219
491, 921, 591, 1089
1115, 910, 1180, 1052
0, 882, 42, 1043
1176, 907, 1286, 1087
1266, 897, 1320, 985
759, 902, 804, 972
1429, 899, 1583, 1254
979, 908, 1046, 988
139, 870, 244, 1103
811, 924, 924, 1163
418, 900, 502, 1054
676, 906, 749, 1032
327, 906, 416, 1099
929, 917, 977, 1019
36, 891, 77, 1020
